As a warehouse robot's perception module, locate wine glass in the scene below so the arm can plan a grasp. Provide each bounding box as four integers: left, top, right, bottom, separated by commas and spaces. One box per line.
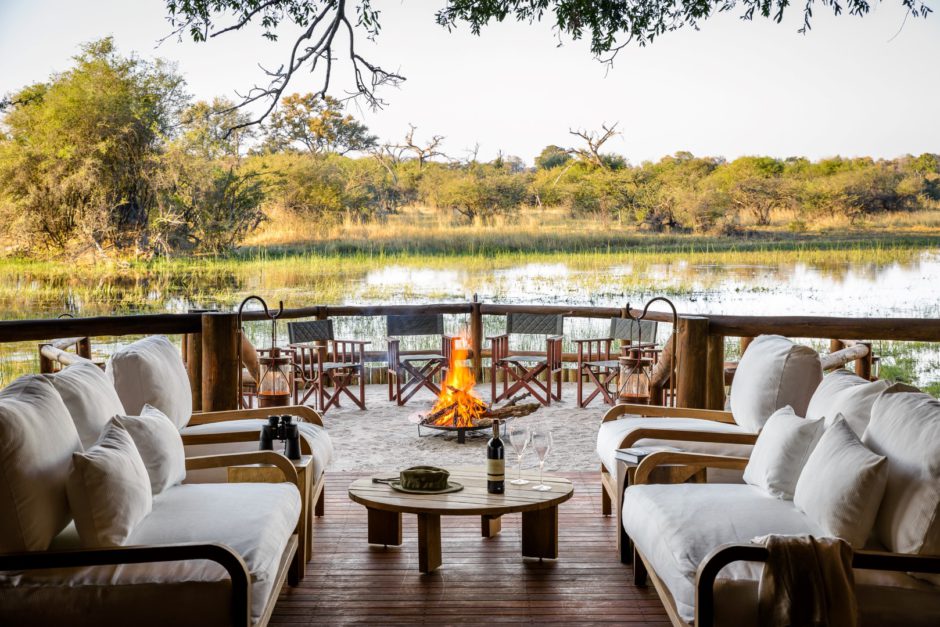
530, 424, 553, 491
508, 422, 530, 485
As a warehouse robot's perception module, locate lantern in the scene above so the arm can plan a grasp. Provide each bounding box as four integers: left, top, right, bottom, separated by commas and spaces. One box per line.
258, 346, 293, 408
618, 346, 652, 405
238, 295, 292, 409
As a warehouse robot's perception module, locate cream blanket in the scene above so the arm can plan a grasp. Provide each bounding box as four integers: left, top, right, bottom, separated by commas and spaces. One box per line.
753, 534, 857, 627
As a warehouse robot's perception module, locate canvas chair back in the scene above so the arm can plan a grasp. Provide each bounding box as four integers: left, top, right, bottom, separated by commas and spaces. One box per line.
610, 318, 658, 344
386, 314, 444, 337
287, 320, 335, 344
505, 313, 564, 336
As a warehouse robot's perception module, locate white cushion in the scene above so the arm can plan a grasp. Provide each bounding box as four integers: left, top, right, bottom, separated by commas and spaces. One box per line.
730, 335, 822, 432
622, 483, 821, 623
114, 405, 186, 495
107, 336, 192, 429
743, 406, 824, 499
130, 482, 300, 621
182, 418, 334, 482
48, 361, 127, 449
805, 369, 893, 437
0, 483, 301, 625
794, 418, 888, 548
0, 375, 82, 552
596, 416, 752, 480
863, 385, 940, 555
67, 421, 153, 547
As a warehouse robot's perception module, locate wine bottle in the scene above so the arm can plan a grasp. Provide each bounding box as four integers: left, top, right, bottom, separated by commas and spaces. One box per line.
487, 419, 505, 494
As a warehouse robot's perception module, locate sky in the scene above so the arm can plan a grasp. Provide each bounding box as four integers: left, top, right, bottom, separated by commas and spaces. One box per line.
1, 0, 938, 165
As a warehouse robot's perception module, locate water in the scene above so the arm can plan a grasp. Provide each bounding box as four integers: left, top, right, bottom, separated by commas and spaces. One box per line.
1, 250, 938, 389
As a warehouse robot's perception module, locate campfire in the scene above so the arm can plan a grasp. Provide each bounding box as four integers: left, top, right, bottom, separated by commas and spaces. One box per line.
419, 336, 539, 432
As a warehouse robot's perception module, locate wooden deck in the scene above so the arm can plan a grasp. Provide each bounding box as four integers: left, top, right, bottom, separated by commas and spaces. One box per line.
271, 472, 670, 625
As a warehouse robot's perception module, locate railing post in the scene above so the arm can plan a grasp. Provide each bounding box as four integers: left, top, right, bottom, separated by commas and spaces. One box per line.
38, 343, 55, 374
677, 316, 709, 409
201, 312, 239, 412
470, 295, 483, 379
739, 336, 753, 355
856, 341, 873, 380
77, 337, 92, 360
830, 339, 845, 353
705, 334, 726, 410
186, 333, 203, 412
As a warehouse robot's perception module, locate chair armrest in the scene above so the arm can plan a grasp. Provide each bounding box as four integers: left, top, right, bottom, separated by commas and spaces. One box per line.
335, 339, 370, 346
188, 405, 324, 427
185, 451, 300, 490
486, 334, 509, 342
602, 403, 736, 425
572, 337, 615, 344
694, 543, 940, 627
618, 428, 758, 454
0, 543, 251, 626
633, 451, 749, 485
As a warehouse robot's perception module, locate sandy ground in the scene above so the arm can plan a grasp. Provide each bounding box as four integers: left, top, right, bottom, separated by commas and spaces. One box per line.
316, 383, 608, 474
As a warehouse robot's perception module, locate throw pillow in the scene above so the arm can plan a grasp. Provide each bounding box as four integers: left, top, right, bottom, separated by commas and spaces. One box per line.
106, 335, 192, 429
863, 384, 940, 556
730, 335, 823, 432
805, 369, 893, 437
0, 375, 82, 552
67, 421, 153, 547
47, 361, 126, 449
794, 418, 888, 548
113, 405, 186, 495
743, 406, 824, 500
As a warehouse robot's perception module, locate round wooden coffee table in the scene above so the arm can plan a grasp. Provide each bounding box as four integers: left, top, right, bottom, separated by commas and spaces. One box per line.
348, 467, 574, 573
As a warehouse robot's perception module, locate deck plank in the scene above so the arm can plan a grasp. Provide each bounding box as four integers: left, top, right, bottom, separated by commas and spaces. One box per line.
271, 471, 670, 626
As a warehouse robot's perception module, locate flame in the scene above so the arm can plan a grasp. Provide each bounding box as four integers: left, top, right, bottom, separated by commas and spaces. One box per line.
428, 335, 487, 427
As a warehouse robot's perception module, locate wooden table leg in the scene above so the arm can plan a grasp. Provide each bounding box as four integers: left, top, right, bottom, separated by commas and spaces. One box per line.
521, 506, 558, 559
481, 514, 502, 538
367, 508, 402, 547
417, 513, 442, 574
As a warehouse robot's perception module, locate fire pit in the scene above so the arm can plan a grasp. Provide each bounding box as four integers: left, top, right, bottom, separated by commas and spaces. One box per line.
413, 337, 539, 443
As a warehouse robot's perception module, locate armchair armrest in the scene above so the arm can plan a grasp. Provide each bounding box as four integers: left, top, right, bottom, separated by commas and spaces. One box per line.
602, 402, 737, 425
634, 451, 749, 485
695, 543, 940, 627
488, 334, 509, 362
0, 543, 251, 626
188, 405, 324, 427
185, 451, 300, 490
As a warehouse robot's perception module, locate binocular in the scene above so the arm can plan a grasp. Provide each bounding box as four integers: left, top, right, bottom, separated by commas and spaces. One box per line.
259, 415, 302, 460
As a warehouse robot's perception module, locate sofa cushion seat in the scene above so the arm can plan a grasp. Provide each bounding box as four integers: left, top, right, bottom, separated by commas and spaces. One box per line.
0, 482, 300, 625
597, 417, 752, 482
182, 419, 334, 481
131, 482, 300, 621
622, 483, 823, 623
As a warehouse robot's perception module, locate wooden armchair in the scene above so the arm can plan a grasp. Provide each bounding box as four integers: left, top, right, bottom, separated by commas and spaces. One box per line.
489, 312, 564, 406
575, 318, 659, 408
628, 451, 940, 627
385, 314, 455, 405
288, 320, 369, 411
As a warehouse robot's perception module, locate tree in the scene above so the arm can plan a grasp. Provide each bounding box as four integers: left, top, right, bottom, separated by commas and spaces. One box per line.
0, 38, 186, 252
178, 97, 255, 160
165, 0, 931, 127
262, 93, 377, 155
393, 125, 448, 169
568, 123, 622, 170
535, 145, 571, 170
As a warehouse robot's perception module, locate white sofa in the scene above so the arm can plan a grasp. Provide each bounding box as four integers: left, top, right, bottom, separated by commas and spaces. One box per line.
0, 371, 303, 626
105, 335, 334, 485
596, 335, 823, 549
622, 378, 940, 626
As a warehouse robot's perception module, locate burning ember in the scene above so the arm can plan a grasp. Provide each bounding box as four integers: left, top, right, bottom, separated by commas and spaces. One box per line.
419, 335, 539, 430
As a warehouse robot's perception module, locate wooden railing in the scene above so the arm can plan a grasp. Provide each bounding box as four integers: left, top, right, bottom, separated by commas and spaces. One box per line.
1, 299, 933, 413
